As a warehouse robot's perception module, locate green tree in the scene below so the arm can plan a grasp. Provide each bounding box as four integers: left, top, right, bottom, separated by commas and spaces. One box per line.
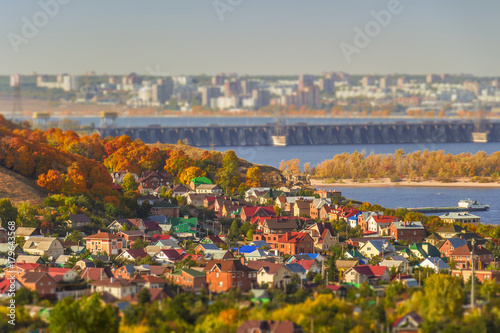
121, 172, 139, 193
49, 293, 120, 333
131, 239, 149, 249
66, 230, 83, 244
0, 198, 17, 228
137, 288, 151, 307
421, 274, 464, 322
228, 220, 240, 243
216, 150, 240, 194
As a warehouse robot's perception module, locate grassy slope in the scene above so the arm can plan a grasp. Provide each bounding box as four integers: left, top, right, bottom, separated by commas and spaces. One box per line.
0, 165, 48, 205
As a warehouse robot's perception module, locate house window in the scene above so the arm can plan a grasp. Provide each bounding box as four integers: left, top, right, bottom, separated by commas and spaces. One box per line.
219, 281, 223, 287
216, 272, 219, 277
40, 282, 43, 286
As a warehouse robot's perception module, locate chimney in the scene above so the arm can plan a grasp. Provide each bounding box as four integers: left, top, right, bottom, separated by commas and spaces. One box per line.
240, 256, 245, 265
98, 230, 101, 234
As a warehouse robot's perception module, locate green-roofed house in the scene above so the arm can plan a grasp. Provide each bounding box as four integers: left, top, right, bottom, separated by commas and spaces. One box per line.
189, 177, 212, 191
344, 249, 367, 261
409, 243, 441, 259
168, 217, 198, 235
166, 268, 206, 292
151, 200, 180, 218
259, 189, 285, 205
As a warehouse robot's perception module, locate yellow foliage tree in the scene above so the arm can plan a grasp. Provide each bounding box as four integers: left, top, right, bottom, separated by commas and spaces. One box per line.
245, 166, 262, 187
179, 166, 207, 185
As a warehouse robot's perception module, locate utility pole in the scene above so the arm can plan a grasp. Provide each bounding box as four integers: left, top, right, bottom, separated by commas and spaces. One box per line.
471, 238, 476, 310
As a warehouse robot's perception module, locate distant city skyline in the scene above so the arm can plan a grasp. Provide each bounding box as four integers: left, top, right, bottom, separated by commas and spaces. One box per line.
1, 1, 500, 76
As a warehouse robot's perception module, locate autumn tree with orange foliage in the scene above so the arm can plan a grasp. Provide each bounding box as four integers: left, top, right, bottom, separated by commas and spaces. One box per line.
37, 170, 64, 193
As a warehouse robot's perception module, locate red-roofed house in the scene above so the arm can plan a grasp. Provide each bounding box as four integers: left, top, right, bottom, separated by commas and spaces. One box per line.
449, 244, 494, 269
367, 215, 397, 234
240, 206, 276, 223
294, 260, 321, 274
392, 311, 423, 333
0, 277, 23, 297
47, 268, 79, 283
5, 263, 48, 279
152, 234, 171, 242
344, 265, 390, 284
276, 232, 314, 255
91, 278, 137, 299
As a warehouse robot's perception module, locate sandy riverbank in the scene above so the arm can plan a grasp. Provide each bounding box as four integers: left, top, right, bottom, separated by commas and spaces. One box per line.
310, 178, 500, 188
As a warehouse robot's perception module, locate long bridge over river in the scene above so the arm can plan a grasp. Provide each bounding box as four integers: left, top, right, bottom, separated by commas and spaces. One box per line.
96, 121, 500, 147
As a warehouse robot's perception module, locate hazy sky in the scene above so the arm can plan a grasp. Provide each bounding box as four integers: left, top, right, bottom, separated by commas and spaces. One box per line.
1, 0, 500, 76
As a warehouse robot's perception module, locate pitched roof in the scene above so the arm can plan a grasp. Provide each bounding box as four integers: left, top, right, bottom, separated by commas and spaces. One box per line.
190, 177, 212, 185
143, 220, 162, 231
172, 268, 206, 278
371, 215, 397, 224
90, 278, 134, 288
158, 249, 184, 260
351, 265, 387, 277
68, 214, 91, 223
443, 238, 468, 249
264, 218, 298, 230
20, 271, 54, 284
23, 237, 61, 251
278, 232, 311, 244
284, 263, 306, 274
121, 249, 148, 260
85, 232, 121, 240
247, 261, 286, 275
437, 225, 464, 234
336, 259, 359, 269
449, 243, 493, 256
204, 259, 256, 273
239, 245, 257, 254
16, 255, 43, 264
80, 267, 113, 280
295, 260, 317, 271
15, 227, 40, 237
151, 234, 171, 242
242, 206, 276, 217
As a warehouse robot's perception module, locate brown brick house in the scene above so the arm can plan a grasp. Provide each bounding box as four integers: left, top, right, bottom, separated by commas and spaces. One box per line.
19, 272, 57, 298
389, 221, 426, 243
204, 259, 257, 293
277, 232, 315, 255
166, 268, 206, 292
449, 244, 494, 269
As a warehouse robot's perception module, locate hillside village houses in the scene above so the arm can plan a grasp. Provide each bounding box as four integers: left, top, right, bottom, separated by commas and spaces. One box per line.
2, 174, 499, 329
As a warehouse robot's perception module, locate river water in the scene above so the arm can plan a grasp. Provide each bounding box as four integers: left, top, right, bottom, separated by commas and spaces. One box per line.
28, 116, 500, 225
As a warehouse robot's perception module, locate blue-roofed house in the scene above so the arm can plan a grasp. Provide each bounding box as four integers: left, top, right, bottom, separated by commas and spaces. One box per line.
239, 245, 258, 255
419, 257, 450, 272
284, 263, 307, 280
116, 302, 131, 314
299, 253, 326, 262
348, 213, 362, 228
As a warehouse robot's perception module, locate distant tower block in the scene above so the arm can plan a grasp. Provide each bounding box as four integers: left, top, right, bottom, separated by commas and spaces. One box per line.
32, 112, 51, 128
100, 111, 118, 128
